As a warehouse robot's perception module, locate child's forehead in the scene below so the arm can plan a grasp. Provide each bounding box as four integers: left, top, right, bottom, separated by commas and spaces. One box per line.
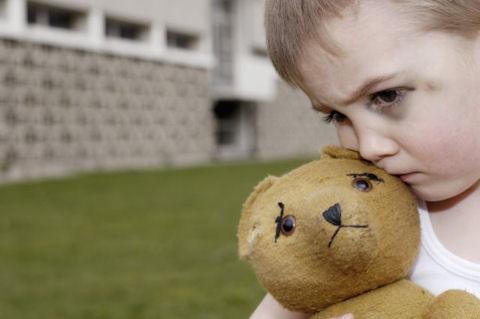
297, 1, 471, 106
301, 38, 452, 110
312, 1, 421, 56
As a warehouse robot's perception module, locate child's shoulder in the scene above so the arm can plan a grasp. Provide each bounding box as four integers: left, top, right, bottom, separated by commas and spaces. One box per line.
411, 201, 480, 297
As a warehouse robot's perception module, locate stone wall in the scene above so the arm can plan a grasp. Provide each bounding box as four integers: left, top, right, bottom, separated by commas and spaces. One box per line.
0, 38, 339, 183
0, 39, 214, 182
255, 80, 338, 160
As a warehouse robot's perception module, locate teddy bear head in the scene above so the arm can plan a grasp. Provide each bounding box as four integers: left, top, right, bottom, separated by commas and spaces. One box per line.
238, 146, 419, 313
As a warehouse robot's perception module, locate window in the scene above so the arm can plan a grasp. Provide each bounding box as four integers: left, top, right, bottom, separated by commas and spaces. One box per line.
27, 1, 86, 31
166, 30, 199, 50
0, 0, 6, 19
252, 46, 268, 58
212, 0, 233, 84
212, 101, 257, 160
214, 101, 239, 145
251, 0, 268, 58
105, 18, 149, 42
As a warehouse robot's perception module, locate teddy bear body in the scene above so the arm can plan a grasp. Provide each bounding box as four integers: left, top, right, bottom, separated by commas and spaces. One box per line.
238, 146, 480, 318
313, 279, 433, 318
314, 279, 480, 318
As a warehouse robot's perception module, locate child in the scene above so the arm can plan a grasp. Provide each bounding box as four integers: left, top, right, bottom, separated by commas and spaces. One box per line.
250, 0, 480, 318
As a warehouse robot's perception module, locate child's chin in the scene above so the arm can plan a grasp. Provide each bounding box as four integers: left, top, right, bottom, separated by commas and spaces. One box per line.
411, 183, 462, 203
409, 185, 441, 202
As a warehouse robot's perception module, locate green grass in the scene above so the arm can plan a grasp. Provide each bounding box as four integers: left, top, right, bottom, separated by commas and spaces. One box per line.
0, 157, 311, 319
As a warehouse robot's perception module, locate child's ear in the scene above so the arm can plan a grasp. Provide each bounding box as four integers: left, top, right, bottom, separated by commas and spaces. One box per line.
238, 175, 278, 260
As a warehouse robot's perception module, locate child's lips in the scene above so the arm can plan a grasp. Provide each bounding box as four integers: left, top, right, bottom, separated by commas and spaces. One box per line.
398, 172, 421, 183
385, 167, 422, 183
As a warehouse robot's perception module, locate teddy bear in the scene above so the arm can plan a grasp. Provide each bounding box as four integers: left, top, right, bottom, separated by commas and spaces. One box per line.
238, 145, 480, 318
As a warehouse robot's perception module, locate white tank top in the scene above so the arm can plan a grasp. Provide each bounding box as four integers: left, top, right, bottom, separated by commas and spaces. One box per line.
409, 201, 480, 297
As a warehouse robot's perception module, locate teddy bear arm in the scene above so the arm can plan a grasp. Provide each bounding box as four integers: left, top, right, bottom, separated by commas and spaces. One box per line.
312, 280, 434, 319
421, 290, 480, 319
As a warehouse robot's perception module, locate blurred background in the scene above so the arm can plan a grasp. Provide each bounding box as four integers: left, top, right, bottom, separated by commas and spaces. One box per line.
0, 0, 336, 317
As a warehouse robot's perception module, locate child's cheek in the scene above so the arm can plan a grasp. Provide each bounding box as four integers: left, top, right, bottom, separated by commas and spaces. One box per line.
412, 125, 480, 202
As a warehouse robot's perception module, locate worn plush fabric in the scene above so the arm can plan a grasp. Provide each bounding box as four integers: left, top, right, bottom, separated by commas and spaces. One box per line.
238, 146, 480, 318
311, 280, 433, 319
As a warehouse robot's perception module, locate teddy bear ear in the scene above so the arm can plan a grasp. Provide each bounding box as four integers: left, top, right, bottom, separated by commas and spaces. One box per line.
242, 175, 279, 212
238, 175, 278, 260
321, 145, 362, 160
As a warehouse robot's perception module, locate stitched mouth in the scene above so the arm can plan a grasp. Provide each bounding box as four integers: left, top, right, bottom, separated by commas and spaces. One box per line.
323, 203, 369, 248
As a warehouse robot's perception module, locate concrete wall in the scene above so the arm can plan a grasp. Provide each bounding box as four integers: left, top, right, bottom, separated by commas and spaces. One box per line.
164, 0, 210, 33
0, 0, 339, 183
28, 0, 210, 31
256, 81, 338, 159
0, 0, 214, 68
212, 0, 277, 101
0, 38, 214, 182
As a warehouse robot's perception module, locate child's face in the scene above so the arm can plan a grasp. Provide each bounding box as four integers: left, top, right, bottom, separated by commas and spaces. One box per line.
298, 1, 480, 202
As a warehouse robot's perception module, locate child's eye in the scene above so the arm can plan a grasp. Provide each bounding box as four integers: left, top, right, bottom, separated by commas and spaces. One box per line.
322, 111, 348, 124
369, 89, 405, 110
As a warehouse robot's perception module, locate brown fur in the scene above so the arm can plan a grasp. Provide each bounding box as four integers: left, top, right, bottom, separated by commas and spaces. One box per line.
238, 145, 480, 318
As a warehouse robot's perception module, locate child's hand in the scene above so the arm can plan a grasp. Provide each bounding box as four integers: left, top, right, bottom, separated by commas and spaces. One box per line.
250, 294, 309, 319
250, 294, 354, 319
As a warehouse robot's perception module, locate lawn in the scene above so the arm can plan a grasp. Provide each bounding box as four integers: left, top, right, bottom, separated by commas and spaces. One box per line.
0, 157, 310, 319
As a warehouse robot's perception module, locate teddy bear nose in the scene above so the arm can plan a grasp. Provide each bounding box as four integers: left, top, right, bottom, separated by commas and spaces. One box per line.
323, 203, 342, 226
323, 203, 369, 248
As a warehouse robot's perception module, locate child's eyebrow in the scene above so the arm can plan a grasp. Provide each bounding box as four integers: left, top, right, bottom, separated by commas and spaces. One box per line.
340, 73, 398, 106
309, 72, 399, 111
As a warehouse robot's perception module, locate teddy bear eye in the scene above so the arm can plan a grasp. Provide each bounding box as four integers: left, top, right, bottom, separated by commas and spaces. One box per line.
352, 177, 372, 192
280, 215, 296, 236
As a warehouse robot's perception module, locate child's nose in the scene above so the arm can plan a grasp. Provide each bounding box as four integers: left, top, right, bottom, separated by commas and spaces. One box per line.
358, 129, 398, 162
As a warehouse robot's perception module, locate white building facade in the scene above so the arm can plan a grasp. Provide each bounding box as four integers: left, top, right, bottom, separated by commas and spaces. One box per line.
0, 0, 336, 182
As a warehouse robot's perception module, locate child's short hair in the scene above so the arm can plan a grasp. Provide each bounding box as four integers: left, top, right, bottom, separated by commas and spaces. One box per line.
265, 0, 480, 88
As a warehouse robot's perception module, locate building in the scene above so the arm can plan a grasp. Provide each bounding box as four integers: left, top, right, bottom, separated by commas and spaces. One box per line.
0, 0, 336, 182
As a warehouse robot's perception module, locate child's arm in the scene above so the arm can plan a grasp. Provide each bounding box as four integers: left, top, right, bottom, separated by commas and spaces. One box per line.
250, 293, 310, 319
250, 293, 354, 319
